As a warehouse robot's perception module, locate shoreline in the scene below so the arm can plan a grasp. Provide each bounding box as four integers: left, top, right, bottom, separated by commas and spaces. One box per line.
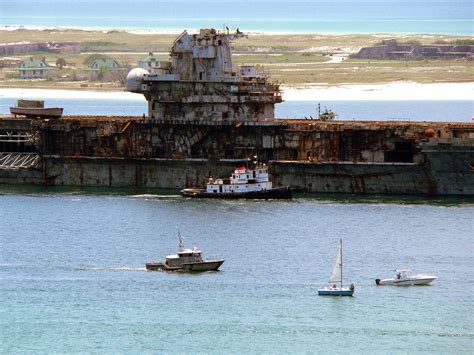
1, 82, 473, 101
282, 82, 474, 101
2, 25, 472, 37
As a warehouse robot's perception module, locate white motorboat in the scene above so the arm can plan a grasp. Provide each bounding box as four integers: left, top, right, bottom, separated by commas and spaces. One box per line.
375, 269, 437, 286
146, 232, 224, 272
318, 239, 355, 296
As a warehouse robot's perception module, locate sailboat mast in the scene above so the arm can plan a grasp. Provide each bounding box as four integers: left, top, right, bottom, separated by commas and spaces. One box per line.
340, 239, 343, 289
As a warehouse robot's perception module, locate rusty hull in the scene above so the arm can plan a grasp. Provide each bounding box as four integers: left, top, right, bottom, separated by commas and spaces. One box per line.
0, 115, 473, 195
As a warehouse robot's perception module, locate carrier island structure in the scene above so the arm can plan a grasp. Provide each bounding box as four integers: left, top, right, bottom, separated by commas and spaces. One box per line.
0, 29, 473, 195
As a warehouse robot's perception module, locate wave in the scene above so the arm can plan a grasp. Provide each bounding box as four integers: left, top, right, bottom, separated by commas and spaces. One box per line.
75, 266, 147, 272
129, 194, 181, 199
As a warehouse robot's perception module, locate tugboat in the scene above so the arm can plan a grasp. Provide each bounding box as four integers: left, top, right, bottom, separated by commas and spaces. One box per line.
145, 232, 224, 272
181, 163, 292, 199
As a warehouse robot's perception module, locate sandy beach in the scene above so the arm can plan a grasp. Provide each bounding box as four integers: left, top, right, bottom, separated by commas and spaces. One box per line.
282, 82, 474, 101
2, 82, 473, 102
0, 88, 145, 101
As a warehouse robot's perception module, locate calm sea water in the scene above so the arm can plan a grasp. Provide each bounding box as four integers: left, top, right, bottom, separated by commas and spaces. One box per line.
1, 187, 473, 352
1, 95, 473, 122
2, 0, 473, 35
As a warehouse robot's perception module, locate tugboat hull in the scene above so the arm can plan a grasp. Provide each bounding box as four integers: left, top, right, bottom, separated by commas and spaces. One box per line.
181, 187, 292, 199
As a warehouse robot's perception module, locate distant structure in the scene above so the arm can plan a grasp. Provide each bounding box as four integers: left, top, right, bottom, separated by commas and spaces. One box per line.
0, 41, 81, 56
138, 52, 169, 74
127, 28, 282, 121
17, 57, 54, 79
351, 39, 473, 60
86, 59, 123, 80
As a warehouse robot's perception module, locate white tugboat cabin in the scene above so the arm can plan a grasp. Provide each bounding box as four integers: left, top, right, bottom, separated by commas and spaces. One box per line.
207, 165, 272, 194
181, 164, 292, 199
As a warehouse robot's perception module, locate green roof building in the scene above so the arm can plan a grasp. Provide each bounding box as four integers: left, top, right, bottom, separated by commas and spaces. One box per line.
17, 57, 53, 79
86, 58, 125, 81
88, 59, 122, 70
138, 52, 169, 73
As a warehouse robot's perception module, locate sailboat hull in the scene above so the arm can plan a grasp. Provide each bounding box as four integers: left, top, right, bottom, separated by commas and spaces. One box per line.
318, 288, 354, 296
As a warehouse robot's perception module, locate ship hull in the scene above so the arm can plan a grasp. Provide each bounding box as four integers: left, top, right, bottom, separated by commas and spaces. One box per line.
145, 260, 224, 272
318, 288, 354, 296
1, 115, 472, 196
181, 186, 292, 199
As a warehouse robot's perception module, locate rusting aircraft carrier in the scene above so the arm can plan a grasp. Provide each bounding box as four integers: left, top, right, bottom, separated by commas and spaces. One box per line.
0, 29, 473, 195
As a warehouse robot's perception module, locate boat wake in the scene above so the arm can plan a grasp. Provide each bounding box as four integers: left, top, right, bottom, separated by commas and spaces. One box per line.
129, 194, 181, 199
75, 266, 147, 272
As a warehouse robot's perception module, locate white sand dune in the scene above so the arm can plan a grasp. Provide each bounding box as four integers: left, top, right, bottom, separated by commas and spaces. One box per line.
282, 82, 474, 101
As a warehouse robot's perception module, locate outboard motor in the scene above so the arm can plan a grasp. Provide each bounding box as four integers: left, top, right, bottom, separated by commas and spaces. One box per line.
375, 278, 381, 285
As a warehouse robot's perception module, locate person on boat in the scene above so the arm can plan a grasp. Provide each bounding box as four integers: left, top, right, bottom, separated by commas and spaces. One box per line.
396, 272, 401, 279
332, 284, 337, 289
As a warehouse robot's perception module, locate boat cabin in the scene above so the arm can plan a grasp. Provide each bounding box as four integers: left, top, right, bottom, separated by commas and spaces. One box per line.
165, 248, 203, 267
395, 268, 409, 279
206, 164, 272, 194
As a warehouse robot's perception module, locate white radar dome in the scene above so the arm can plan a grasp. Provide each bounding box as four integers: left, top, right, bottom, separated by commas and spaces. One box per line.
126, 68, 149, 92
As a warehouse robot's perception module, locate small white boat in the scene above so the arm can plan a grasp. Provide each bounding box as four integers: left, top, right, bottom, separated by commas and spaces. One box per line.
318, 239, 355, 296
145, 232, 224, 272
181, 163, 292, 199
375, 269, 437, 286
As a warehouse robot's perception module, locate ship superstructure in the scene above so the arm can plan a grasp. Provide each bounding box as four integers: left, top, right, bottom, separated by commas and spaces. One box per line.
126, 28, 282, 121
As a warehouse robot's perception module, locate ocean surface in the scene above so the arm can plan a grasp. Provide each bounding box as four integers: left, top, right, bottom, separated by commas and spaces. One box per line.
1, 94, 473, 122
1, 0, 473, 35
1, 187, 473, 352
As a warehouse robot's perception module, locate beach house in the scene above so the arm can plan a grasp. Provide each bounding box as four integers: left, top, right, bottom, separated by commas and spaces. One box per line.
138, 52, 170, 74
87, 59, 122, 80
17, 57, 53, 79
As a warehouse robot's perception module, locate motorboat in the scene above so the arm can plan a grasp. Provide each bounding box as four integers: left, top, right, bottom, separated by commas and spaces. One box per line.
181, 163, 292, 199
375, 269, 437, 286
318, 239, 355, 296
145, 232, 224, 272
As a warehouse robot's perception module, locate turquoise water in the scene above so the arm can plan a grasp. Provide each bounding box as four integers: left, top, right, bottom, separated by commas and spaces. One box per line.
2, 0, 473, 35
1, 187, 473, 352
1, 95, 473, 122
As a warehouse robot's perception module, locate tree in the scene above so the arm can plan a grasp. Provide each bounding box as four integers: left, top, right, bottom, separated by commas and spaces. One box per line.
55, 58, 66, 70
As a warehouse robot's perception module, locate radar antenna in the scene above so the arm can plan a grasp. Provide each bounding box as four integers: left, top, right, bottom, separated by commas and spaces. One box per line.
177, 230, 184, 252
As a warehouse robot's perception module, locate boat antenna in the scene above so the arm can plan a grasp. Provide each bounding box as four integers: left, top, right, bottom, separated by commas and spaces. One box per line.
177, 230, 184, 252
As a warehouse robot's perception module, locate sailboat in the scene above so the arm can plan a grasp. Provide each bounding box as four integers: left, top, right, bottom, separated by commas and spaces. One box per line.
318, 239, 355, 296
